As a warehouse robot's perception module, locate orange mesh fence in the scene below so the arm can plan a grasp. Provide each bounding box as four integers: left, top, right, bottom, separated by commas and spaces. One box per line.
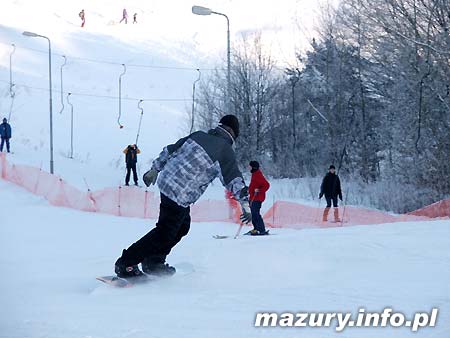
263, 201, 431, 229
1, 153, 447, 228
191, 199, 238, 223
408, 198, 450, 218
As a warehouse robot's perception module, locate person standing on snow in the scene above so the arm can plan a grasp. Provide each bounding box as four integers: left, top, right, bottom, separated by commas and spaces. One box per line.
120, 8, 128, 24
79, 9, 85, 27
133, 13, 137, 24
319, 165, 343, 222
0, 118, 12, 153
123, 144, 140, 186
246, 160, 270, 235
114, 115, 252, 278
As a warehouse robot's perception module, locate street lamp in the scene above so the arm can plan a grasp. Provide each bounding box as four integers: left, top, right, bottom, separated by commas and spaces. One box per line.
23, 31, 54, 174
192, 5, 231, 113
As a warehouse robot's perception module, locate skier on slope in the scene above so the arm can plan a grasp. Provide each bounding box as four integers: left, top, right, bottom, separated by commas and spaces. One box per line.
119, 8, 128, 24
0, 118, 12, 153
114, 115, 252, 278
79, 9, 85, 28
123, 144, 140, 186
246, 160, 270, 235
319, 165, 343, 222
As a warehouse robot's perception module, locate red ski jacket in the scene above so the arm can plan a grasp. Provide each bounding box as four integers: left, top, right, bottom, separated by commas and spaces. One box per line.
249, 169, 270, 202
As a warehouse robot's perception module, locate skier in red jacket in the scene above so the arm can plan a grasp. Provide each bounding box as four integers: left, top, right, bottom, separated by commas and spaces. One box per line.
247, 161, 270, 235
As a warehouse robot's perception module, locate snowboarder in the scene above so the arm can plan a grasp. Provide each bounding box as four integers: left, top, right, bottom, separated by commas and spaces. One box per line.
114, 115, 252, 278
79, 9, 85, 27
119, 8, 128, 24
247, 161, 270, 235
0, 118, 12, 153
133, 13, 137, 24
123, 144, 140, 186
319, 165, 343, 222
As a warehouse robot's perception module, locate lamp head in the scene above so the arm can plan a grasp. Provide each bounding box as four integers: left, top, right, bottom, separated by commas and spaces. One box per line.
192, 5, 212, 15
22, 31, 39, 37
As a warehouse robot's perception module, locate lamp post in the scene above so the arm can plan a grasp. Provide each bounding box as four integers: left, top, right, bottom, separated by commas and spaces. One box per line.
190, 69, 201, 134
23, 31, 54, 174
66, 93, 74, 159
192, 5, 231, 113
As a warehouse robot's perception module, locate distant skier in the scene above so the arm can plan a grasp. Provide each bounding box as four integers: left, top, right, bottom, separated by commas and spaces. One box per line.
123, 144, 140, 186
79, 9, 85, 27
319, 165, 343, 222
119, 8, 128, 24
114, 115, 252, 278
133, 13, 137, 24
246, 160, 270, 235
0, 118, 12, 153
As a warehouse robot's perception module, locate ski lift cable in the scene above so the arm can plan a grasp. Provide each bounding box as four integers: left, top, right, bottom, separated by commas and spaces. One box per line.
118, 64, 126, 128
9, 44, 16, 97
0, 79, 190, 101
0, 40, 291, 72
66, 92, 74, 159
135, 99, 144, 145
8, 44, 16, 121
0, 40, 215, 71
59, 56, 67, 114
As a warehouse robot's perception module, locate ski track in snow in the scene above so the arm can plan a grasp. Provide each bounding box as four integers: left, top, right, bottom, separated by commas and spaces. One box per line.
1, 179, 449, 338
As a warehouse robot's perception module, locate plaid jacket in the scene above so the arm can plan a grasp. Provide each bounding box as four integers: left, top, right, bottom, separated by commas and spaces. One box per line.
152, 127, 248, 208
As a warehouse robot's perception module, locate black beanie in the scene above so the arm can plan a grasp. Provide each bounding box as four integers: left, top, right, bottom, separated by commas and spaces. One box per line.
329, 165, 336, 170
219, 115, 239, 138
249, 161, 260, 170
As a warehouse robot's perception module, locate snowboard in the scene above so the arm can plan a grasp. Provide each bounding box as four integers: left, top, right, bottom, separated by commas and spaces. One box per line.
213, 230, 271, 239
96, 275, 148, 288
96, 262, 195, 288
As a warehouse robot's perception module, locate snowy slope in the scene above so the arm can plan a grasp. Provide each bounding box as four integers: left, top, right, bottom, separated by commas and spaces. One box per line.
0, 0, 220, 189
1, 179, 449, 338
0, 20, 200, 188
0, 0, 327, 192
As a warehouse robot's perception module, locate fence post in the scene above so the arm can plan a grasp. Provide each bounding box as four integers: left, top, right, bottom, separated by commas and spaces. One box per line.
83, 177, 96, 212
0, 153, 6, 179
118, 186, 122, 217
144, 190, 148, 218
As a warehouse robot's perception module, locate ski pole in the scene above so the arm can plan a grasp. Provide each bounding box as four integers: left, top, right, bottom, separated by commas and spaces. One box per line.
234, 222, 244, 239
316, 195, 322, 223
340, 187, 350, 227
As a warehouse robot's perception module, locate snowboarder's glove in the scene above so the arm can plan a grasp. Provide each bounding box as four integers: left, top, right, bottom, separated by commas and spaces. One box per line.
239, 201, 252, 224
143, 168, 159, 187
319, 193, 323, 199
339, 194, 343, 201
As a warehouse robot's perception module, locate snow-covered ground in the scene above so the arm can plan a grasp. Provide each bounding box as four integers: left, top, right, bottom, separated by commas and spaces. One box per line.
1, 2, 449, 337
1, 179, 449, 338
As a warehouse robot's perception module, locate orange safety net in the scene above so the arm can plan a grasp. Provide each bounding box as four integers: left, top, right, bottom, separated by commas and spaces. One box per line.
408, 198, 450, 218
0, 153, 236, 223
1, 153, 447, 228
263, 201, 431, 229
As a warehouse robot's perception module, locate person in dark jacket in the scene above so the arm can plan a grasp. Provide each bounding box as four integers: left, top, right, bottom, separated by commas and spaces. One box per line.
114, 115, 252, 278
0, 118, 12, 153
247, 160, 270, 235
319, 165, 342, 222
123, 144, 140, 186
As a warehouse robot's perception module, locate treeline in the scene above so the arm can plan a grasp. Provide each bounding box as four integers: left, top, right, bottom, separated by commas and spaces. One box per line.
192, 0, 450, 212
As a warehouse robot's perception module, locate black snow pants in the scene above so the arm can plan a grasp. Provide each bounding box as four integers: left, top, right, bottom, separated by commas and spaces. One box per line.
120, 193, 191, 266
125, 163, 138, 185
